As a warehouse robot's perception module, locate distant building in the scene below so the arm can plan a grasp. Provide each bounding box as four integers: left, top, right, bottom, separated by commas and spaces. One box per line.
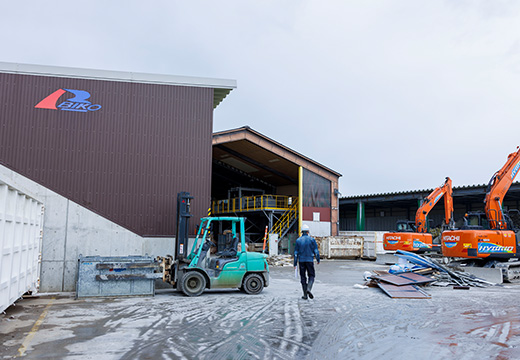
339, 183, 520, 231
212, 126, 341, 243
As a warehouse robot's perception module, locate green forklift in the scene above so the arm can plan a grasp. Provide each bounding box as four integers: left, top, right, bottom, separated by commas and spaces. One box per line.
159, 192, 269, 296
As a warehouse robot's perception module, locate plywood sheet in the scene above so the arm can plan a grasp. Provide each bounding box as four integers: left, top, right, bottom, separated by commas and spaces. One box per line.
372, 273, 416, 286
377, 283, 431, 299
372, 272, 434, 286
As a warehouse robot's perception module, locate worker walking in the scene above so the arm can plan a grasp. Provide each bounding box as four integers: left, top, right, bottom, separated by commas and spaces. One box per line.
294, 224, 320, 300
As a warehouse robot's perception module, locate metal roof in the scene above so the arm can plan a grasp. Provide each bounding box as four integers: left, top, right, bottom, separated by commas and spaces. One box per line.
213, 126, 342, 180
0, 61, 236, 109
340, 182, 520, 205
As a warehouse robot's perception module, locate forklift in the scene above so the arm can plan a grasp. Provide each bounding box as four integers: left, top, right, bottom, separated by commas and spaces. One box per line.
158, 192, 270, 296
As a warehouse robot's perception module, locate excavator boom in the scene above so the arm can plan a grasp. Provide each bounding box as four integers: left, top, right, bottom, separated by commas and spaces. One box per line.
442, 147, 520, 262
384, 177, 453, 252
415, 177, 453, 233
485, 147, 520, 230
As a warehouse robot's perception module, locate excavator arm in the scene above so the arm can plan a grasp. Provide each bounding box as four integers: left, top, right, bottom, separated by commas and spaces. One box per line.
484, 147, 520, 230
415, 177, 453, 233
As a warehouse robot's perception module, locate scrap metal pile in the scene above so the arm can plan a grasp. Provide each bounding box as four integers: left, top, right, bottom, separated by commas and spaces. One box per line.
365, 250, 496, 299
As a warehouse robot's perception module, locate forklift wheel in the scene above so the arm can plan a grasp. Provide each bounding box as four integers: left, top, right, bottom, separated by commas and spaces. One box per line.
180, 272, 206, 297
243, 273, 264, 295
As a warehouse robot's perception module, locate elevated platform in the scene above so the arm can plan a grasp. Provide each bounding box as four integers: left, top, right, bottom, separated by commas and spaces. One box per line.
212, 195, 295, 215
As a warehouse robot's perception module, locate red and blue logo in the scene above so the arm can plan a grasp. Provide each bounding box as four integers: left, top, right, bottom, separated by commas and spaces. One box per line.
35, 89, 102, 112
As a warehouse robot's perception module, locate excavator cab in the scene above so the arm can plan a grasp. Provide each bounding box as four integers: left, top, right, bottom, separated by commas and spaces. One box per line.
396, 220, 416, 232
461, 212, 489, 230
507, 209, 520, 231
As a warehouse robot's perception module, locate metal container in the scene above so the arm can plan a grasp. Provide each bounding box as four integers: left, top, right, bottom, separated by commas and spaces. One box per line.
0, 180, 44, 313
316, 236, 363, 259
340, 231, 389, 259
76, 255, 160, 298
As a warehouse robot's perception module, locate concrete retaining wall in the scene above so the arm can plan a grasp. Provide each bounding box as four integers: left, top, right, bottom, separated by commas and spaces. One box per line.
0, 164, 175, 292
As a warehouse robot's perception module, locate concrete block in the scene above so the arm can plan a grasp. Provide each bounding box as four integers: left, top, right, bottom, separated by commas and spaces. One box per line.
109, 236, 141, 256
40, 195, 68, 261
143, 237, 175, 257
375, 253, 397, 265
461, 267, 503, 284
63, 260, 79, 292
65, 202, 141, 259
40, 260, 64, 292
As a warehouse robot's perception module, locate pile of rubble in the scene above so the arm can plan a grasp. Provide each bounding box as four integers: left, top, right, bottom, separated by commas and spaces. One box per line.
363, 250, 496, 299
267, 255, 294, 267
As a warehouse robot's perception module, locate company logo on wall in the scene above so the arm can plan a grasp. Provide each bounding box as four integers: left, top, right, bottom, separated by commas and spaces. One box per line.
35, 89, 102, 112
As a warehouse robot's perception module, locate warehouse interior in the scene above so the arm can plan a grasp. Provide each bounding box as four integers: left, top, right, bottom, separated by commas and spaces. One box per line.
211, 126, 341, 252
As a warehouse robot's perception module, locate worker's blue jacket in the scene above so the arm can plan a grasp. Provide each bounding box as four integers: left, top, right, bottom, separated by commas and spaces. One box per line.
294, 234, 320, 266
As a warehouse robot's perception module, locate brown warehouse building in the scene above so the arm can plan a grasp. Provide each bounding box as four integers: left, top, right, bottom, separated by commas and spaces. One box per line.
0, 62, 340, 292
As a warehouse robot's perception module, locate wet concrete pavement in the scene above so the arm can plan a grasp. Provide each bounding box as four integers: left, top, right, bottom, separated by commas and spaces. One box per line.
2, 259, 520, 359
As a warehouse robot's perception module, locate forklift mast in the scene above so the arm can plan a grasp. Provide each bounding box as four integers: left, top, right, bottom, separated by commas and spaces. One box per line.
176, 191, 193, 262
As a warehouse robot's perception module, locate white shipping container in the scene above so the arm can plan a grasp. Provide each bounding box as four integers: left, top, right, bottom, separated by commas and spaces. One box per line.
0, 181, 44, 313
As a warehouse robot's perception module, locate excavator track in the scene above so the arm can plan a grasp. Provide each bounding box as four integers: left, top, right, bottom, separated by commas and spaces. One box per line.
494, 261, 520, 282
446, 258, 520, 283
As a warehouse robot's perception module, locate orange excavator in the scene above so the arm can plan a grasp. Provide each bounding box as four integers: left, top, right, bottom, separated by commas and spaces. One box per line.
384, 177, 454, 252
442, 148, 520, 269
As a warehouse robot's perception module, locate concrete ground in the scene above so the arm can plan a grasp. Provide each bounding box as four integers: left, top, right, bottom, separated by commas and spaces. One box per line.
2, 259, 520, 359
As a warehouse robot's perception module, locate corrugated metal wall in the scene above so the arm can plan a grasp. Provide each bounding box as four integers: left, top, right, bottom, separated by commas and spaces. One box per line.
0, 72, 213, 236
340, 214, 463, 232
340, 217, 395, 231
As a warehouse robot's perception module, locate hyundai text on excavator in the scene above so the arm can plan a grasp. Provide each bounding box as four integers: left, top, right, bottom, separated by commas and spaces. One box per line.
158, 192, 269, 296
383, 177, 454, 252
441, 148, 520, 280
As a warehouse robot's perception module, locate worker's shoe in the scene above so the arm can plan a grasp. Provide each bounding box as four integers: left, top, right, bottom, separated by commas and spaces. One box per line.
307, 279, 314, 299
301, 284, 308, 300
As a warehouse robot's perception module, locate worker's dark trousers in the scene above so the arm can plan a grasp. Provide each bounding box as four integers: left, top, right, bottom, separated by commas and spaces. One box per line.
299, 262, 315, 286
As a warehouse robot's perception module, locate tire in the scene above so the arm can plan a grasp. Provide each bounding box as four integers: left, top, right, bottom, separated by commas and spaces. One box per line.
180, 271, 206, 297
243, 273, 264, 295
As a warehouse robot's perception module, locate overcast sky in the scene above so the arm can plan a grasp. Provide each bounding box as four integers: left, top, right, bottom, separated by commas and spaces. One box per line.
2, 1, 520, 197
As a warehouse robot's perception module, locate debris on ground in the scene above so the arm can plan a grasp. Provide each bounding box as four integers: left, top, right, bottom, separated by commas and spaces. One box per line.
371, 272, 435, 286
365, 250, 496, 299
267, 255, 294, 266
353, 284, 369, 289
364, 269, 434, 299
377, 282, 431, 299
394, 250, 496, 288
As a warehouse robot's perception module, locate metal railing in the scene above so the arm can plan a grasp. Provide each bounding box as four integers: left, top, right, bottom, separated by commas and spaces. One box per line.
271, 198, 299, 239
212, 195, 296, 214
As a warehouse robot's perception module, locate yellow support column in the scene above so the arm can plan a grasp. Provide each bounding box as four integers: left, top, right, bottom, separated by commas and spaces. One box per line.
299, 166, 303, 235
